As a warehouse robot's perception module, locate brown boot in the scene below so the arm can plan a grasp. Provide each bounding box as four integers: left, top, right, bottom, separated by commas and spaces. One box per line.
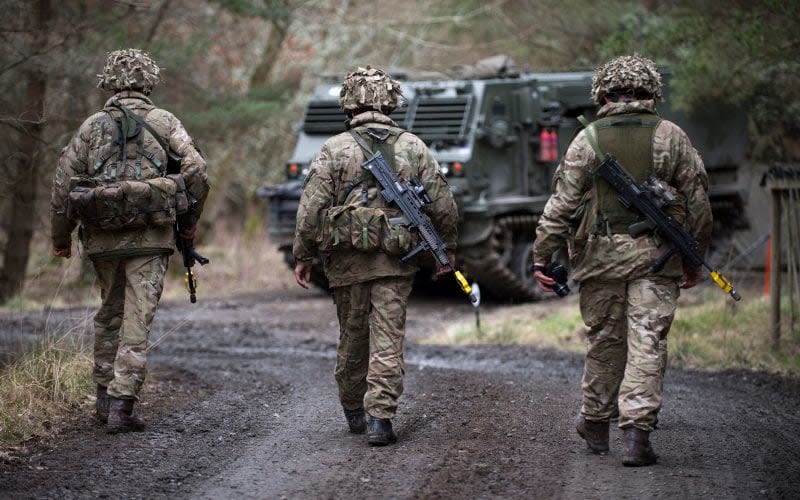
107, 398, 146, 433
95, 385, 110, 424
575, 415, 609, 454
622, 427, 658, 466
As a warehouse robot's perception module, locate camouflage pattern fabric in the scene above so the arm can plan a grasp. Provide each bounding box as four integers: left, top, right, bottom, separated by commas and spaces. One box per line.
533, 100, 712, 282
97, 48, 161, 95
339, 66, 403, 114
590, 54, 663, 104
293, 111, 457, 287
579, 277, 677, 432
532, 97, 711, 433
92, 254, 168, 400
294, 103, 457, 423
333, 275, 414, 419
51, 90, 209, 260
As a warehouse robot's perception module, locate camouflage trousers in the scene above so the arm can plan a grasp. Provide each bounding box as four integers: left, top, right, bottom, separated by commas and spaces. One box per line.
92, 253, 169, 400
332, 275, 414, 420
578, 277, 678, 432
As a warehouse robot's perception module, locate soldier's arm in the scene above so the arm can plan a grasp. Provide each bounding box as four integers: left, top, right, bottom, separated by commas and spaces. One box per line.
293, 146, 335, 263
533, 131, 594, 264
169, 116, 209, 220
50, 121, 91, 252
666, 126, 713, 258
416, 143, 458, 251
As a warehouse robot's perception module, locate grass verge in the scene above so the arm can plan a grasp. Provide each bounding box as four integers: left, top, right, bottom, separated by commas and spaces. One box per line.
429, 286, 800, 377
0, 332, 93, 448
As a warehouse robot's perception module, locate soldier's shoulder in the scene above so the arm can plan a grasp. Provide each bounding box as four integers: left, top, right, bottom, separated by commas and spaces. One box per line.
146, 107, 179, 127
324, 131, 358, 150
656, 118, 690, 141
395, 130, 428, 150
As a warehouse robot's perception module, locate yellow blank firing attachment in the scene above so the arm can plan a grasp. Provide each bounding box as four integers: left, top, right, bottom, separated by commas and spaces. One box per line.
454, 270, 480, 306
184, 272, 197, 292
710, 270, 741, 301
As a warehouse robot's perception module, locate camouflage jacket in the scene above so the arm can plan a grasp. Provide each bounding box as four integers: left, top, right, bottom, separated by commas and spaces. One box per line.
533, 100, 712, 282
50, 91, 209, 260
293, 111, 458, 288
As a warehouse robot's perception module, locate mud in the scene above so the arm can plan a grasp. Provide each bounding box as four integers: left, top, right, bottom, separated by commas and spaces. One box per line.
2, 288, 799, 499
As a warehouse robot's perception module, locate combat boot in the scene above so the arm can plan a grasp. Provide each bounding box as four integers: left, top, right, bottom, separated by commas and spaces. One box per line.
95, 385, 110, 424
622, 427, 658, 466
575, 415, 609, 455
106, 397, 146, 434
344, 407, 366, 434
367, 416, 397, 446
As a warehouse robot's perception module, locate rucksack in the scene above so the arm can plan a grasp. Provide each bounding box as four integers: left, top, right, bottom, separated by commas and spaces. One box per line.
66, 103, 188, 230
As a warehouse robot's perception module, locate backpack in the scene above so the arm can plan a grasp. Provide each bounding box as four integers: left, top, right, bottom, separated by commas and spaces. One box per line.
67, 103, 188, 231
316, 126, 418, 255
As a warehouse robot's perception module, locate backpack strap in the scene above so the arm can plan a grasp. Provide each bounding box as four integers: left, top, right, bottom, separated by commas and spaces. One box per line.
109, 103, 181, 174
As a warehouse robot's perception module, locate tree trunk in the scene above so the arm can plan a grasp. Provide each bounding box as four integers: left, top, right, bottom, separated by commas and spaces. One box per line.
249, 21, 289, 89
0, 0, 50, 303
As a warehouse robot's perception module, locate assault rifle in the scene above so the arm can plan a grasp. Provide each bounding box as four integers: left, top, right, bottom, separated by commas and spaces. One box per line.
176, 198, 209, 303
595, 155, 741, 301
361, 152, 481, 311
176, 226, 209, 303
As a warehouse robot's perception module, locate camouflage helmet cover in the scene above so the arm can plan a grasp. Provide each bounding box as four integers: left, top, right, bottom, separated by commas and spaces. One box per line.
591, 54, 663, 104
339, 66, 403, 114
97, 48, 161, 95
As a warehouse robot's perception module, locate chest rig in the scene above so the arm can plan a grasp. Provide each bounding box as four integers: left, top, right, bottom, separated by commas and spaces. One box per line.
590, 113, 661, 235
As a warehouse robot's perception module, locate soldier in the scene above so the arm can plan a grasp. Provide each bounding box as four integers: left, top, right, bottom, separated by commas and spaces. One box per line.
532, 55, 712, 466
50, 49, 209, 433
293, 66, 458, 446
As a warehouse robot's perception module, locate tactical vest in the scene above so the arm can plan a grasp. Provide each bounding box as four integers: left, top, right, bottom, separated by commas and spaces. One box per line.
591, 113, 661, 235
317, 125, 418, 255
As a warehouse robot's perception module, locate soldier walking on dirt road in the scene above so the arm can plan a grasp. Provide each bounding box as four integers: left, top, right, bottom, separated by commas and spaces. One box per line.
293, 66, 458, 446
50, 49, 209, 433
532, 54, 712, 466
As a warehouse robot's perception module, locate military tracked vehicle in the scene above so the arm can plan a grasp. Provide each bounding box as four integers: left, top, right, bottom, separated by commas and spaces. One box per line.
258, 67, 748, 301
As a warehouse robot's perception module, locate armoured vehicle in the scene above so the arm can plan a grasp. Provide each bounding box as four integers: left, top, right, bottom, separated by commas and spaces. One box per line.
259, 67, 748, 301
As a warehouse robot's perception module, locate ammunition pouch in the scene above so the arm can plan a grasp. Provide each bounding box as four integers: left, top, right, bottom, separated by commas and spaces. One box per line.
318, 205, 417, 255
67, 174, 189, 231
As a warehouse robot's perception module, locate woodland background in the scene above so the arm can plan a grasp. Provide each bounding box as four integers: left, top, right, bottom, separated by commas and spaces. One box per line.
1, 0, 798, 304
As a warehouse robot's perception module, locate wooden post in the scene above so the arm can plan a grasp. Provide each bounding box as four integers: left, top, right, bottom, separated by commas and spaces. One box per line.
766, 173, 800, 349
770, 188, 781, 349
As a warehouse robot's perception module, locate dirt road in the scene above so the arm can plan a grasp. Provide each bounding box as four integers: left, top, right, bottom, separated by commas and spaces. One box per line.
2, 287, 799, 499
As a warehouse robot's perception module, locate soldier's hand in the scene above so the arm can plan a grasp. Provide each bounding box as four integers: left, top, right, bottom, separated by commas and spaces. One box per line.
294, 261, 312, 289
434, 252, 456, 278
681, 266, 702, 289
53, 245, 71, 259
179, 224, 197, 240
533, 263, 555, 292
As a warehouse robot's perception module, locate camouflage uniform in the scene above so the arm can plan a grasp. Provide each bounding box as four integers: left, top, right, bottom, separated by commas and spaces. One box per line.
50, 49, 209, 402
533, 56, 712, 434
294, 68, 457, 421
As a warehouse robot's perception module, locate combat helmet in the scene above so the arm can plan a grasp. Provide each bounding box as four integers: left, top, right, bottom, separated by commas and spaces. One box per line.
591, 54, 663, 104
339, 66, 403, 115
97, 48, 161, 95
